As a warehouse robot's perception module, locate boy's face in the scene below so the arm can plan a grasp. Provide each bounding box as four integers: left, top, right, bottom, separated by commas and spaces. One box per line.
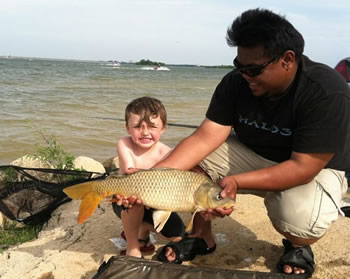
126, 112, 165, 149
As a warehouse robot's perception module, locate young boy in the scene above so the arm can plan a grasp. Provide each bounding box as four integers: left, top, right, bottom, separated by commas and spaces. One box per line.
112, 96, 185, 258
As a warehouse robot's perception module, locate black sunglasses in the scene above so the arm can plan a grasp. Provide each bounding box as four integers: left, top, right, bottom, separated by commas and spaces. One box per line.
233, 57, 275, 77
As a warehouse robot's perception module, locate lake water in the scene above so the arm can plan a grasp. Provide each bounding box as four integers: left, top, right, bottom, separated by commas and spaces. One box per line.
0, 57, 232, 165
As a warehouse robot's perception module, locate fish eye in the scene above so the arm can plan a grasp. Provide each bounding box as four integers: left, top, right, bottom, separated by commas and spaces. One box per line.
215, 193, 223, 201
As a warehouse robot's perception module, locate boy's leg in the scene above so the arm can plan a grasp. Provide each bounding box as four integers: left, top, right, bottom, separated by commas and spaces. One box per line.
112, 203, 154, 238
112, 202, 148, 257
121, 205, 144, 257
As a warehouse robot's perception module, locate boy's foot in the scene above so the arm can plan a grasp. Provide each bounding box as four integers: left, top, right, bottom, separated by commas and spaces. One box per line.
120, 231, 155, 256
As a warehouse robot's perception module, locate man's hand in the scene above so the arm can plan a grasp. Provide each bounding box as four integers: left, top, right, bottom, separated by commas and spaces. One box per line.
199, 175, 237, 220
200, 207, 234, 220
218, 175, 238, 200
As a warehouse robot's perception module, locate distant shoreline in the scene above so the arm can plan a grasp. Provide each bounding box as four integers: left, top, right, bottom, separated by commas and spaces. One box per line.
0, 55, 234, 69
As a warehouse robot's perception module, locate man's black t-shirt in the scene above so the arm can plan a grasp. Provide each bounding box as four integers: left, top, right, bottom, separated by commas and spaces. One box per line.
206, 55, 350, 171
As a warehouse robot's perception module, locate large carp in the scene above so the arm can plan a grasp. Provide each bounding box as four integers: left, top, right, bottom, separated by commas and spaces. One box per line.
63, 168, 235, 232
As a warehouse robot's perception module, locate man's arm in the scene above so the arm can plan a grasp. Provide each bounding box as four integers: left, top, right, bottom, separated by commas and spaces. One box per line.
155, 118, 232, 169
220, 151, 334, 199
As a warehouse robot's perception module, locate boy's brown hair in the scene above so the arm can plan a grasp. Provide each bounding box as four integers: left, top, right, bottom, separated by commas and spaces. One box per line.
125, 96, 167, 127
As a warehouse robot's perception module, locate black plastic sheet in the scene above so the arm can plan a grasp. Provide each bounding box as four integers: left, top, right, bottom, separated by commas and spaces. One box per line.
93, 256, 301, 279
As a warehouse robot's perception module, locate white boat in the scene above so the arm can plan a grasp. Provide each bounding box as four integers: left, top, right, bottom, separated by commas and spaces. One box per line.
156, 66, 170, 71
107, 61, 121, 67
141, 66, 170, 71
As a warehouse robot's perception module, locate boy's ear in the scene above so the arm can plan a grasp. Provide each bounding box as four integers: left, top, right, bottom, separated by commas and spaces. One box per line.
160, 124, 166, 134
126, 124, 131, 134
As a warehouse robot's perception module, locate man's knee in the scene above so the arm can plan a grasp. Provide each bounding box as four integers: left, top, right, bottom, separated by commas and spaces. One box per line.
265, 190, 336, 239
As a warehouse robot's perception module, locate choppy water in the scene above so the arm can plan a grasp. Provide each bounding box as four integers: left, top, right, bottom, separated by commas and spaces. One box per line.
0, 57, 231, 165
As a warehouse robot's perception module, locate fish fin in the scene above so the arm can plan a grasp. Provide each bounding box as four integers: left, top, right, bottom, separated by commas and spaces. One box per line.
152, 210, 172, 233
185, 208, 202, 232
63, 181, 96, 200
63, 181, 103, 224
78, 191, 103, 224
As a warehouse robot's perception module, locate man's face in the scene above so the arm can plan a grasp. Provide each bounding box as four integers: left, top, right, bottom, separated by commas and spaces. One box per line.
236, 46, 290, 98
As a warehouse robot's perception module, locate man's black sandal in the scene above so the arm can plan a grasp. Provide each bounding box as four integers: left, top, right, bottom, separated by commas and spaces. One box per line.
277, 239, 315, 278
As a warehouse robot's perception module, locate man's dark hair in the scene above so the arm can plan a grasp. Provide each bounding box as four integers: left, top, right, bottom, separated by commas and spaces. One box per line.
226, 8, 305, 61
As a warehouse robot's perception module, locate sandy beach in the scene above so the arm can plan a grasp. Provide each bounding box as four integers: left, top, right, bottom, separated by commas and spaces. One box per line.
1, 189, 349, 279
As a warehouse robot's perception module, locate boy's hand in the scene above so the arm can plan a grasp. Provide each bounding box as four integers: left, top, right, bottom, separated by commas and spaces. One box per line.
111, 168, 145, 208
125, 168, 143, 174
113, 194, 143, 208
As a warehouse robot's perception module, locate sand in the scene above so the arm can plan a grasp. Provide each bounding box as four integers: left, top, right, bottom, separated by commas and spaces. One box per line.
0, 192, 349, 279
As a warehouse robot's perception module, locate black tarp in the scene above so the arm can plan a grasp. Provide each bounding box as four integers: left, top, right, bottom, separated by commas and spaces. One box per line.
92, 256, 301, 279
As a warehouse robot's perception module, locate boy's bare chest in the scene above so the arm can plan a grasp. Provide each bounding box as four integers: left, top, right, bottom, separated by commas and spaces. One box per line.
132, 149, 164, 169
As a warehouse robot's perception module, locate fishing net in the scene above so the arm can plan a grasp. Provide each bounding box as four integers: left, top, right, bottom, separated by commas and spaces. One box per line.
0, 165, 106, 225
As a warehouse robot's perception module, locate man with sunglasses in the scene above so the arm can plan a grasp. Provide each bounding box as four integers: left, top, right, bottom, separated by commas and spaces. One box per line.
121, 8, 350, 278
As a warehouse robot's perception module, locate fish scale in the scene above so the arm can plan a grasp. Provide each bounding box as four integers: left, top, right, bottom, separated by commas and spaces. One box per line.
94, 169, 211, 211
63, 168, 236, 226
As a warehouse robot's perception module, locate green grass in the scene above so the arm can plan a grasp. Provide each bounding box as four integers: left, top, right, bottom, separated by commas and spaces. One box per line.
0, 223, 43, 253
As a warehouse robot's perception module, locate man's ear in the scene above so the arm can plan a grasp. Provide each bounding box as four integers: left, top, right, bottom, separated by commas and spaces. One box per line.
281, 50, 296, 70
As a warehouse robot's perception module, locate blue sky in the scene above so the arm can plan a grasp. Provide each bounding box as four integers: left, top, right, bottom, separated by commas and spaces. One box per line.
1, 0, 349, 67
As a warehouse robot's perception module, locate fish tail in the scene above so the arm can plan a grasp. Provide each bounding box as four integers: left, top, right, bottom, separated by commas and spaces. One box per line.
63, 181, 96, 199
78, 191, 103, 224
63, 181, 103, 224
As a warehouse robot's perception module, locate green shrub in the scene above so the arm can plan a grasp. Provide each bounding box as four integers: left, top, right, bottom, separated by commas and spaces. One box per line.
30, 136, 75, 169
